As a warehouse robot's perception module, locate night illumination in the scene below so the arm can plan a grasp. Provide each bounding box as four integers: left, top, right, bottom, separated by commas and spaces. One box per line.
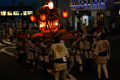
63, 10, 68, 18
30, 15, 36, 22
48, 1, 54, 9
70, 0, 106, 6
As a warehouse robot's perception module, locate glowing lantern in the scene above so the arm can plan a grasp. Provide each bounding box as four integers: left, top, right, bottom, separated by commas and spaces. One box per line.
56, 22, 58, 26
40, 14, 46, 21
39, 24, 43, 30
30, 15, 36, 22
48, 1, 54, 9
63, 10, 68, 18
39, 22, 46, 30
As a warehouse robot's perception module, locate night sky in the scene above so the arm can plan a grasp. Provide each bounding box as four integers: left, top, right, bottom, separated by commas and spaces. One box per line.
0, 0, 43, 7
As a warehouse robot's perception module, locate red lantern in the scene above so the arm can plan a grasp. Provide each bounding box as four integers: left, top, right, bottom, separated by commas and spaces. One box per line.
30, 15, 36, 22
40, 14, 46, 21
63, 10, 68, 18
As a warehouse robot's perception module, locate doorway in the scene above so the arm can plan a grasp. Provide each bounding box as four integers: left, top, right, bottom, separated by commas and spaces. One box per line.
97, 13, 105, 26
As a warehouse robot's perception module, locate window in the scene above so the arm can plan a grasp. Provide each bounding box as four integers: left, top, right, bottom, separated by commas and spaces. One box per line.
20, 11, 27, 16
20, 11, 33, 16
0, 11, 6, 16
97, 13, 105, 25
7, 11, 12, 16
26, 11, 33, 15
13, 11, 19, 16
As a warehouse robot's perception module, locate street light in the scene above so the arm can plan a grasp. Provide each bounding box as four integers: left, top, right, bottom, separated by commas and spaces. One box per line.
12, 0, 16, 17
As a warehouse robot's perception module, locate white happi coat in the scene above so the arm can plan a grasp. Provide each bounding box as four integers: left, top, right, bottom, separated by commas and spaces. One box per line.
49, 43, 69, 71
94, 40, 110, 64
26, 40, 35, 60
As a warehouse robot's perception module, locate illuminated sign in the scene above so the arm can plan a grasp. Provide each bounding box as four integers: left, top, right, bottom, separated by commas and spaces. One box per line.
70, 0, 106, 11
70, 0, 106, 6
71, 4, 106, 11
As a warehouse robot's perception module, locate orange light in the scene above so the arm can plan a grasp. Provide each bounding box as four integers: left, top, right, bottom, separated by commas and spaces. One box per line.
30, 15, 36, 22
63, 10, 68, 18
48, 1, 54, 9
40, 14, 46, 21
39, 22, 46, 30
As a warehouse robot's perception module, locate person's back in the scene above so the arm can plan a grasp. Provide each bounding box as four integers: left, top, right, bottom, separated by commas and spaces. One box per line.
94, 33, 110, 80
49, 37, 69, 80
50, 43, 69, 60
97, 40, 109, 52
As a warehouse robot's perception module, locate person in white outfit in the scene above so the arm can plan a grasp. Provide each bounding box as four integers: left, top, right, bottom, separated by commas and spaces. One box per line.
49, 36, 69, 80
94, 32, 111, 80
26, 34, 35, 72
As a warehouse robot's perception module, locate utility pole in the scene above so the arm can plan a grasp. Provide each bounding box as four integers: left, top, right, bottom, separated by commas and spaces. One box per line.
12, 0, 16, 18
12, 0, 13, 16
26, 0, 45, 15
21, 0, 23, 31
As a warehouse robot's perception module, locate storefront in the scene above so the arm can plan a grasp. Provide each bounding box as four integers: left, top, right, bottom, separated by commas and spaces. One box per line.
70, 0, 111, 30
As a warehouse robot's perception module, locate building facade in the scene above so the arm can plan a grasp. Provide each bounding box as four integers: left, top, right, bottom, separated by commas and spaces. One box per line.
0, 0, 120, 30
0, 0, 44, 22
68, 0, 120, 30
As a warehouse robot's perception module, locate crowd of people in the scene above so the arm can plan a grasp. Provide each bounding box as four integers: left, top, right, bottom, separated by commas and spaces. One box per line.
0, 22, 17, 41
15, 25, 111, 80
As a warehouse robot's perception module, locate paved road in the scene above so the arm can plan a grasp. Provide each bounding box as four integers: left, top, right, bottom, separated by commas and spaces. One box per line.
0, 37, 120, 80
0, 40, 75, 80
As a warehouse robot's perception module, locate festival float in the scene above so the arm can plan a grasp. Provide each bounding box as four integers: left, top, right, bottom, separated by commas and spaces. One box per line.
30, 0, 78, 42
30, 0, 69, 36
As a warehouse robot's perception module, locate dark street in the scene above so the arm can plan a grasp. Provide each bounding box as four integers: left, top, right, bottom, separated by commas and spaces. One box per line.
0, 36, 120, 80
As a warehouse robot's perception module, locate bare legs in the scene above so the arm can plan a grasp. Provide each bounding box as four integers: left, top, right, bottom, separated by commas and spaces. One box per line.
97, 64, 108, 79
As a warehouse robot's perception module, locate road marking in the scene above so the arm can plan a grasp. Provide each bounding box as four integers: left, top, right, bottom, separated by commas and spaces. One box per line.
0, 43, 6, 46
67, 72, 77, 80
0, 47, 77, 80
0, 46, 17, 57
2, 40, 16, 45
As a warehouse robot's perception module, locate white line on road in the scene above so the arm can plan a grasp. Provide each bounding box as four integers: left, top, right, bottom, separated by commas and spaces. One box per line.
2, 40, 16, 45
0, 46, 17, 57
